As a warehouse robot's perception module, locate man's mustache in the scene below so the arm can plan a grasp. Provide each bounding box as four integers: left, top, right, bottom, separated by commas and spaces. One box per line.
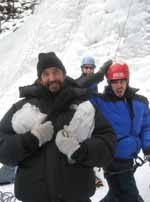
47, 81, 61, 86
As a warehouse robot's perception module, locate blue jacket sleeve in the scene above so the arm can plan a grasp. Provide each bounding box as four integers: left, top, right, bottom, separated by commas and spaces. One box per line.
141, 106, 150, 154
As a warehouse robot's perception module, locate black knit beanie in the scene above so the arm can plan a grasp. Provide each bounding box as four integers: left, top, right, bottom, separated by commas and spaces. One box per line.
37, 52, 66, 77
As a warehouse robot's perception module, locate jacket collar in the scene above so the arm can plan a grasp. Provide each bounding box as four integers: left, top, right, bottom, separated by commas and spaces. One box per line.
19, 76, 79, 98
104, 85, 139, 100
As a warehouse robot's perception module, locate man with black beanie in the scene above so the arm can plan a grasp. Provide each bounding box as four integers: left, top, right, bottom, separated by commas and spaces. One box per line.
37, 52, 66, 77
0, 52, 115, 202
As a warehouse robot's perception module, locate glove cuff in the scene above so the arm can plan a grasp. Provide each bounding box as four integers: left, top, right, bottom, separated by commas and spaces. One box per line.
67, 143, 80, 160
71, 142, 88, 162
143, 149, 150, 155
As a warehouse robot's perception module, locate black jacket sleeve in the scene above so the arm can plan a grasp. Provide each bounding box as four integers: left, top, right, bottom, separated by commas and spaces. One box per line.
71, 107, 116, 169
0, 103, 39, 166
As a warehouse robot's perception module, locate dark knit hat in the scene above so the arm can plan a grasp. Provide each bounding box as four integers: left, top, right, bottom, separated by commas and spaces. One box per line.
37, 52, 66, 77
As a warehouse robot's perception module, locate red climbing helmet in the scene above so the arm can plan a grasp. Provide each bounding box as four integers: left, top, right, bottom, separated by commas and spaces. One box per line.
107, 63, 129, 81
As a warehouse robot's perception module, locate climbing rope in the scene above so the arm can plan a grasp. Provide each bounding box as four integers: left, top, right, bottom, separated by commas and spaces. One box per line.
113, 0, 134, 60
144, 0, 150, 49
104, 156, 147, 177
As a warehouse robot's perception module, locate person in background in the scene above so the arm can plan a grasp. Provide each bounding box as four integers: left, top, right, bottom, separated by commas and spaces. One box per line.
76, 56, 113, 187
76, 56, 112, 92
0, 52, 115, 202
90, 62, 150, 202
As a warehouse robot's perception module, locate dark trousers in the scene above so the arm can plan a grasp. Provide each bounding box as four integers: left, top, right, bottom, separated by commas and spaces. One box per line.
100, 159, 144, 202
23, 198, 91, 202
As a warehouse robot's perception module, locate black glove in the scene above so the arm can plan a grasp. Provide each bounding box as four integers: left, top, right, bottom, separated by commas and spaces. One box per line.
99, 59, 113, 75
145, 155, 150, 162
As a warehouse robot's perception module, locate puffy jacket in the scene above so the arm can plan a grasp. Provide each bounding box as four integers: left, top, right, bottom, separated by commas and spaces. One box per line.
75, 72, 103, 92
0, 77, 115, 201
90, 86, 150, 160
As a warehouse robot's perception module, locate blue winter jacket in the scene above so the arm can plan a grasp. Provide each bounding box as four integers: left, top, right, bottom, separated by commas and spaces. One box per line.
90, 86, 150, 159
89, 82, 98, 92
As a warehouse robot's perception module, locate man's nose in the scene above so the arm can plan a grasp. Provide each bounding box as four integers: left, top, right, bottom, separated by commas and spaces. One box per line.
47, 74, 56, 81
116, 84, 122, 88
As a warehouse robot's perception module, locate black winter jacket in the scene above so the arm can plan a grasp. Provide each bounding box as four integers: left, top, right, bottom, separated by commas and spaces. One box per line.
75, 70, 104, 91
0, 77, 115, 201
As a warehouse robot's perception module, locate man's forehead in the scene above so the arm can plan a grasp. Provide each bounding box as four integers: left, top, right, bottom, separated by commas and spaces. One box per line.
111, 79, 127, 83
83, 64, 94, 67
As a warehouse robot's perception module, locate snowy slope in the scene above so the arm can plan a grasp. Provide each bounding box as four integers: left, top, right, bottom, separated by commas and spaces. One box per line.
0, 0, 150, 201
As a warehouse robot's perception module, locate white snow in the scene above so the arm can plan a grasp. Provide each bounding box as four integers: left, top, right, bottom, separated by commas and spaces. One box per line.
0, 0, 150, 201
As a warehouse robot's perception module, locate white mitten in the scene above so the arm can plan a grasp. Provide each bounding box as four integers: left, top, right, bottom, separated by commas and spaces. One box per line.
12, 103, 47, 134
55, 129, 80, 160
66, 101, 95, 143
31, 121, 54, 146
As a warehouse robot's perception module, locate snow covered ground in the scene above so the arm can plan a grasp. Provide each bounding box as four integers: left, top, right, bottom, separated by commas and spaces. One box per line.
0, 0, 150, 201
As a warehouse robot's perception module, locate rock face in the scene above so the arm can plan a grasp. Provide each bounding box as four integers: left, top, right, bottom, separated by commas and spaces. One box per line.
0, 0, 40, 33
